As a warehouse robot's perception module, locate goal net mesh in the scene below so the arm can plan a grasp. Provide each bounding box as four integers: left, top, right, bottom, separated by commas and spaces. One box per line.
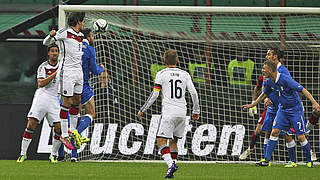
63, 8, 320, 162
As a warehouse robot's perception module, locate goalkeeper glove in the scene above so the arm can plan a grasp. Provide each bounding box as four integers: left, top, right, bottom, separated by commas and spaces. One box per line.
248, 101, 257, 117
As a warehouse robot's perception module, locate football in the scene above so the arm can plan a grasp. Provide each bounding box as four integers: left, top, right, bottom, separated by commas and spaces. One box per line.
93, 19, 108, 33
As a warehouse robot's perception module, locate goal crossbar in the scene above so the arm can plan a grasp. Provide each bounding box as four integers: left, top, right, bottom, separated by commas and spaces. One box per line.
58, 5, 320, 28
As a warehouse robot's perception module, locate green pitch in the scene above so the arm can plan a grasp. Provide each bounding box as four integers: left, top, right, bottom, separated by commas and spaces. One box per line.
0, 160, 319, 180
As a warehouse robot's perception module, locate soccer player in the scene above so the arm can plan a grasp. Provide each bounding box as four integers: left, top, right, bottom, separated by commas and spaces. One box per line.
137, 49, 200, 178
241, 49, 295, 161
266, 48, 317, 163
58, 28, 105, 162
242, 60, 320, 168
17, 44, 64, 163
43, 12, 85, 148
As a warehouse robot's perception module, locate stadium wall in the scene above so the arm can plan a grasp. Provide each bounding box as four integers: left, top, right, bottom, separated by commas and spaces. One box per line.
0, 104, 49, 160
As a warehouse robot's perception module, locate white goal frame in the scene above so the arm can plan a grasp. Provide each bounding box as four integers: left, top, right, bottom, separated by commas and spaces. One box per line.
57, 5, 320, 163
58, 5, 320, 29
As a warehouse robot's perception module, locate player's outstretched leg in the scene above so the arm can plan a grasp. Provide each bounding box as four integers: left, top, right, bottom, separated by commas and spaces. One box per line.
77, 115, 92, 143
71, 129, 82, 149
59, 136, 74, 150
240, 131, 260, 160
240, 124, 262, 160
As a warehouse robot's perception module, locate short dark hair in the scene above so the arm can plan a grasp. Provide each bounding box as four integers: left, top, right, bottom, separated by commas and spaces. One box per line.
264, 60, 277, 72
82, 28, 92, 39
164, 49, 178, 65
47, 43, 59, 53
67, 12, 85, 27
269, 48, 282, 60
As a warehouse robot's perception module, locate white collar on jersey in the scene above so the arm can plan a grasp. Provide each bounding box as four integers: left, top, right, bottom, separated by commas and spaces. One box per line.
275, 72, 280, 83
277, 62, 281, 69
83, 39, 89, 44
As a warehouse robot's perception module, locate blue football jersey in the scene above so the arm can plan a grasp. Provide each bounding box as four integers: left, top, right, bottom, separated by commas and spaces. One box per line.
82, 40, 104, 87
277, 64, 291, 77
264, 73, 303, 109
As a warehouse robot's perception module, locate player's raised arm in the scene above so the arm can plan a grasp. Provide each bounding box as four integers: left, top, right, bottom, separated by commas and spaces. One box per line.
43, 30, 56, 46
43, 28, 68, 46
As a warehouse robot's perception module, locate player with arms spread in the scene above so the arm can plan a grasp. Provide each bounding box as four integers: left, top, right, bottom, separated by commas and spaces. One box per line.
17, 44, 64, 163
242, 60, 320, 168
43, 12, 85, 149
137, 49, 200, 178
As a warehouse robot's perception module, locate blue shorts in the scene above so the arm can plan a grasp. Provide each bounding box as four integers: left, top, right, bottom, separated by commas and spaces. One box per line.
81, 85, 94, 105
261, 108, 277, 133
272, 106, 308, 136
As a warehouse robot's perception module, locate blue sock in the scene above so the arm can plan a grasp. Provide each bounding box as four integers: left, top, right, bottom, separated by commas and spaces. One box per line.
71, 138, 78, 158
302, 142, 311, 162
263, 143, 267, 158
265, 136, 278, 161
263, 138, 268, 158
77, 115, 92, 134
58, 144, 64, 158
288, 147, 296, 163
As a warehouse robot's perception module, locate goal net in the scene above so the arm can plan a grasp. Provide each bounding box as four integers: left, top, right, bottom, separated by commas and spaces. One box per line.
59, 5, 320, 162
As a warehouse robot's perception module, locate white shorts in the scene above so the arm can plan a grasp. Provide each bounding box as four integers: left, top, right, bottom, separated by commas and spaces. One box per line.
60, 69, 83, 97
27, 90, 60, 126
157, 115, 185, 139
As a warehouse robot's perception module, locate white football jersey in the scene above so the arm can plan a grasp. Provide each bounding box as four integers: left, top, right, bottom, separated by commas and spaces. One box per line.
36, 60, 59, 97
155, 68, 200, 114
43, 28, 83, 70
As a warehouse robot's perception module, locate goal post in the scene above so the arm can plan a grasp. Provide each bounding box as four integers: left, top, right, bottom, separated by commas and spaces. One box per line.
58, 5, 320, 162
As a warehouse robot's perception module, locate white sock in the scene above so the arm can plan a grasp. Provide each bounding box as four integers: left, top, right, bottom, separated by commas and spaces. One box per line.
69, 114, 78, 131
20, 137, 32, 156
162, 153, 173, 168
51, 135, 62, 156
300, 139, 308, 147
61, 119, 69, 138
